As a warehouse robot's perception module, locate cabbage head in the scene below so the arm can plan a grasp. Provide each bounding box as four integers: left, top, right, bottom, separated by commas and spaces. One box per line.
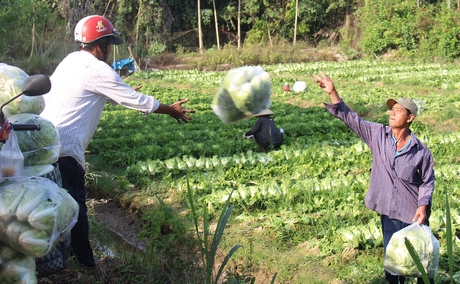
0, 242, 37, 284
384, 223, 439, 278
212, 66, 272, 124
0, 63, 45, 116
7, 113, 60, 166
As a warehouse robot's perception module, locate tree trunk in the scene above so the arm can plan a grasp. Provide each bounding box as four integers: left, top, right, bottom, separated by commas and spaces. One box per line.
238, 0, 241, 50
198, 0, 204, 53
29, 21, 35, 60
213, 0, 220, 49
266, 20, 272, 47
293, 0, 298, 45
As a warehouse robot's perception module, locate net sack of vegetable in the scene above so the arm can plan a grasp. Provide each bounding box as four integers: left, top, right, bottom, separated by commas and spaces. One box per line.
7, 113, 61, 166
0, 242, 37, 284
0, 177, 78, 258
22, 164, 58, 182
0, 63, 45, 116
212, 66, 272, 124
35, 233, 70, 278
384, 222, 440, 278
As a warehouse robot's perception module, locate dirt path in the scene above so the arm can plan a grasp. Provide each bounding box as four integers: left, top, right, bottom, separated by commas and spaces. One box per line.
89, 198, 147, 252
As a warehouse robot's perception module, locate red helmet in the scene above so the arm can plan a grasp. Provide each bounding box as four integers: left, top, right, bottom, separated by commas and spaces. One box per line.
74, 15, 123, 45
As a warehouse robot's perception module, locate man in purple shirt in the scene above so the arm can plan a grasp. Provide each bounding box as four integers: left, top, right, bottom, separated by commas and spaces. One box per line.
314, 71, 435, 284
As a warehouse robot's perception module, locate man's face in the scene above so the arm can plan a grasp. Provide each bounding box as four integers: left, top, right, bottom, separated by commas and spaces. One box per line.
95, 43, 111, 62
389, 103, 414, 128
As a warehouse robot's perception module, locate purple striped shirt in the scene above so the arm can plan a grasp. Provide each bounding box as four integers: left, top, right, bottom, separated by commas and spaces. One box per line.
325, 100, 435, 224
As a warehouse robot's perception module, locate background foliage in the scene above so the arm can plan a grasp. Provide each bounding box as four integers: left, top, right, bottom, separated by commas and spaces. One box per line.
3, 0, 460, 73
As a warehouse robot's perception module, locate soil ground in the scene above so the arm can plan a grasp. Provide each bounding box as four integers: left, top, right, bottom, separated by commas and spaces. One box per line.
90, 198, 147, 252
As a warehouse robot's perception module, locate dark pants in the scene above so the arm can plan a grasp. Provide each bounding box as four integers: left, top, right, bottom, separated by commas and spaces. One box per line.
58, 156, 95, 267
381, 215, 434, 284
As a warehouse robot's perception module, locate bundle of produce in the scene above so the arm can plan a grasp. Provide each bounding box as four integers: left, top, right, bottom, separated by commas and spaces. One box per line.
0, 63, 45, 116
7, 113, 61, 166
0, 242, 37, 284
21, 163, 67, 277
212, 66, 272, 124
0, 177, 78, 258
22, 164, 55, 178
384, 223, 440, 278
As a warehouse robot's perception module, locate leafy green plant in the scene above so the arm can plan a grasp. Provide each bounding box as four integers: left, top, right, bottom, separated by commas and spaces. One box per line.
446, 192, 454, 284
403, 238, 431, 284
403, 192, 456, 284
148, 42, 167, 57
187, 177, 241, 284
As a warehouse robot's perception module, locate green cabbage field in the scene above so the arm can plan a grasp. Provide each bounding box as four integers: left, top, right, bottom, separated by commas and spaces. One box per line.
86, 60, 460, 283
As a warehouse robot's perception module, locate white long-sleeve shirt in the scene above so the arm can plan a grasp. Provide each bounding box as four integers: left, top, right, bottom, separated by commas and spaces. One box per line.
41, 50, 160, 168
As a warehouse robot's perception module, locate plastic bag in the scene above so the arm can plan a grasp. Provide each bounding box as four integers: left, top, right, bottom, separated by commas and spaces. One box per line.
7, 113, 61, 166
35, 233, 71, 278
0, 241, 37, 284
0, 176, 79, 258
211, 66, 272, 124
384, 222, 440, 278
0, 130, 24, 178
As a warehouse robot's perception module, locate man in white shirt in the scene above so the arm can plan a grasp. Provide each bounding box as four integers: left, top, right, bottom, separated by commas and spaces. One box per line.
41, 15, 194, 268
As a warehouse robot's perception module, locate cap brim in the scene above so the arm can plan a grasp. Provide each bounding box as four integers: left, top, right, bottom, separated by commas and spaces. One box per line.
386, 99, 397, 109
109, 37, 123, 45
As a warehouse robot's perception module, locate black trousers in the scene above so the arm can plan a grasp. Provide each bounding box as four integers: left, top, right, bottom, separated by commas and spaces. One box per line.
58, 156, 95, 267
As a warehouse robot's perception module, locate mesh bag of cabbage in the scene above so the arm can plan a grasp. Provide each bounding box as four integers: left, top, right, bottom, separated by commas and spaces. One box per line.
35, 233, 71, 278
34, 164, 71, 278
212, 66, 272, 124
384, 222, 440, 278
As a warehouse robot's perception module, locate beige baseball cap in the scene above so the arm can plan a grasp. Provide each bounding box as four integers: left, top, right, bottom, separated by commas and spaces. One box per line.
386, 98, 418, 118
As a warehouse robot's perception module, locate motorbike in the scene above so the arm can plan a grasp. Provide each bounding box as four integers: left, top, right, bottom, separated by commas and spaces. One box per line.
0, 74, 51, 143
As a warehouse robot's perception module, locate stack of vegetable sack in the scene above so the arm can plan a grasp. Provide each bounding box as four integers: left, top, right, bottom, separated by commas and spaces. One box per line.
0, 64, 79, 283
212, 66, 272, 124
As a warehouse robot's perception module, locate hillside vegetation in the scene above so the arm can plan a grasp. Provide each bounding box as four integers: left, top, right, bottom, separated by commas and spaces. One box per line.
3, 0, 460, 74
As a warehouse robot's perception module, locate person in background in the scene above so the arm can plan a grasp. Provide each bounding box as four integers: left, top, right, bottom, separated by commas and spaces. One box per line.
243, 109, 284, 150
313, 71, 435, 284
40, 15, 195, 268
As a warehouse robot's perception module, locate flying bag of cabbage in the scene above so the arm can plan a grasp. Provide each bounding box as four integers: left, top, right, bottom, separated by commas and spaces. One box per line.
0, 242, 37, 284
212, 66, 272, 124
0, 63, 45, 116
384, 222, 440, 278
7, 113, 61, 167
0, 177, 78, 258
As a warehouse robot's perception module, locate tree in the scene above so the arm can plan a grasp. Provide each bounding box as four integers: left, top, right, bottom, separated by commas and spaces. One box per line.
212, 0, 220, 49
293, 0, 299, 45
238, 0, 241, 49
198, 0, 204, 53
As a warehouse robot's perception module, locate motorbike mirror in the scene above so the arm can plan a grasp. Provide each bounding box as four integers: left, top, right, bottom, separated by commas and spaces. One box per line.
21, 74, 51, 96
0, 74, 51, 123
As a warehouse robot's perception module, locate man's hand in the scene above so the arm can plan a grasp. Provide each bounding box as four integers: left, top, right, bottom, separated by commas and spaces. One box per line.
313, 71, 340, 104
413, 205, 429, 225
170, 98, 195, 124
133, 84, 143, 91
154, 98, 195, 124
